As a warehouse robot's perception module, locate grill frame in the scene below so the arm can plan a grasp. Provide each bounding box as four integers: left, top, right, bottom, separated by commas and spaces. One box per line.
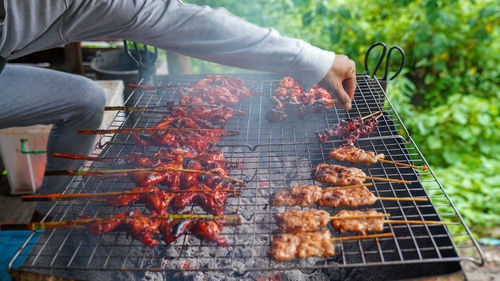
9, 73, 484, 276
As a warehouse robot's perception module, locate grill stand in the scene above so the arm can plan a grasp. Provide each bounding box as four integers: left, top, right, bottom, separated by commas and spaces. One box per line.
9, 73, 483, 280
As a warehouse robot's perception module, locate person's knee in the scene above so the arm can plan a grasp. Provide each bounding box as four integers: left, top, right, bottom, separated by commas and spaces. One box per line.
71, 77, 106, 115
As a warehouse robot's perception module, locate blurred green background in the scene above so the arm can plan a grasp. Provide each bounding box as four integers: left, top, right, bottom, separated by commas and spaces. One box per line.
187, 0, 500, 239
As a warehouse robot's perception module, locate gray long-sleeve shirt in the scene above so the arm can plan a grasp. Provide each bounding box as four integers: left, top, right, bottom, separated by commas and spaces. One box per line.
0, 0, 335, 90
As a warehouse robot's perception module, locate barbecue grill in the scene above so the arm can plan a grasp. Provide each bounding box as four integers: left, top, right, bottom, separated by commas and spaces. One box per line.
9, 63, 484, 279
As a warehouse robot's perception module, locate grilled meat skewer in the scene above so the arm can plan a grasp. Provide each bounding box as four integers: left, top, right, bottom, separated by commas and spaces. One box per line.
328, 146, 385, 166
274, 209, 389, 233
270, 231, 394, 261
312, 164, 367, 186
331, 210, 385, 235
271, 184, 427, 208
312, 163, 411, 185
270, 230, 336, 261
328, 146, 424, 170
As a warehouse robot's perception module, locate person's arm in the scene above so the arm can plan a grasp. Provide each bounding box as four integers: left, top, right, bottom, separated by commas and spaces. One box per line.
61, 0, 355, 108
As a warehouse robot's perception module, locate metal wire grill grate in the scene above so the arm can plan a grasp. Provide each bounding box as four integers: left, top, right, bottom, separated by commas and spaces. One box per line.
10, 74, 484, 275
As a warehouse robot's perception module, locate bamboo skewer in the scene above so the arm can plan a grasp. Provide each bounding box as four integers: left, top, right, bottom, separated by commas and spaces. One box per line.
330, 213, 391, 220
376, 197, 428, 202
77, 127, 239, 136
361, 111, 381, 120
385, 220, 452, 225
53, 153, 114, 163
52, 152, 239, 167
45, 167, 246, 185
0, 214, 240, 231
21, 188, 241, 201
332, 232, 394, 241
378, 159, 425, 170
127, 83, 178, 90
104, 106, 170, 114
321, 183, 374, 190
104, 104, 247, 116
357, 175, 411, 184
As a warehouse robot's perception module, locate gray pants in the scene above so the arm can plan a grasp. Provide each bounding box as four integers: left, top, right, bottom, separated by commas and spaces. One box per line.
0, 64, 105, 205
0, 0, 333, 211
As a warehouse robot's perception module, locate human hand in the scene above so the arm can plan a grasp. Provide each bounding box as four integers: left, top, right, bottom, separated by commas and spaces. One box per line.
318, 54, 356, 110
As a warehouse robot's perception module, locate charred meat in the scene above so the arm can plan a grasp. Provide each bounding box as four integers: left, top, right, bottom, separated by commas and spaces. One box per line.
312, 164, 366, 186
270, 230, 335, 261
328, 146, 384, 166
271, 185, 322, 207
331, 210, 385, 235
275, 209, 330, 233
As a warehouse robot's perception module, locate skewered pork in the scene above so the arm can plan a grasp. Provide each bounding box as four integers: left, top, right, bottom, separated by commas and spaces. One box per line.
270, 230, 335, 261
328, 146, 385, 166
271, 185, 322, 207
271, 185, 377, 208
331, 210, 385, 235
275, 209, 330, 233
318, 186, 377, 208
312, 164, 366, 186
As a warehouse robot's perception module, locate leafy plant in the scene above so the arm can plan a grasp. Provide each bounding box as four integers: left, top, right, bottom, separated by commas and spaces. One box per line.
187, 0, 500, 237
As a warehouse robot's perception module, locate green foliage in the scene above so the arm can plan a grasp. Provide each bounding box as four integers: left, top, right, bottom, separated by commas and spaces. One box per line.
187, 0, 500, 237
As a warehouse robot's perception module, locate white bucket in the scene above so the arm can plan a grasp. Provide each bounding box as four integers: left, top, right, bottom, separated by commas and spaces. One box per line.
0, 125, 52, 194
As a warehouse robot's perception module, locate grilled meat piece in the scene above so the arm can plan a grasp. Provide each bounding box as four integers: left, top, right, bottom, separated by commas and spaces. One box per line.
159, 216, 194, 244
84, 211, 161, 247
169, 184, 211, 212
106, 185, 158, 207
341, 117, 379, 147
312, 164, 366, 186
328, 146, 385, 166
84, 213, 124, 236
270, 230, 335, 261
178, 75, 254, 106
316, 117, 364, 143
318, 186, 377, 208
331, 210, 385, 235
194, 189, 227, 216
121, 210, 161, 247
189, 220, 227, 246
271, 185, 322, 207
267, 77, 333, 122
275, 209, 330, 233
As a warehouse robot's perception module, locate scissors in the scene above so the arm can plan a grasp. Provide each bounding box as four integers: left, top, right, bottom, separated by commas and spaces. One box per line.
364, 42, 405, 90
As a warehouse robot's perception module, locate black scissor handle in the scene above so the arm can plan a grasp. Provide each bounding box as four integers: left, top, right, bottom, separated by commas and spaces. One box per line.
384, 45, 405, 81
364, 42, 387, 78
123, 40, 158, 68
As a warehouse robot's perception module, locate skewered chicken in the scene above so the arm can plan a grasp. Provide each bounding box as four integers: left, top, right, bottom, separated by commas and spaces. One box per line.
83, 210, 161, 247
331, 210, 385, 235
270, 230, 335, 261
271, 185, 322, 207
312, 164, 366, 186
271, 185, 376, 208
318, 186, 377, 207
328, 146, 385, 166
275, 209, 330, 233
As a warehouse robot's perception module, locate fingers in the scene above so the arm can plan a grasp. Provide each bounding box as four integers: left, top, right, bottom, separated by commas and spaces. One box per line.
318, 54, 357, 110
343, 75, 356, 101
333, 79, 352, 111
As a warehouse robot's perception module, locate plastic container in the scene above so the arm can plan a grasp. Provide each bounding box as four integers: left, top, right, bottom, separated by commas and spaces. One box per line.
0, 80, 124, 195
0, 125, 52, 194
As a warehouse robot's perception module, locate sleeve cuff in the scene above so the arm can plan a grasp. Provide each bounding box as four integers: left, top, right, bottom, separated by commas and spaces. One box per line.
287, 43, 335, 91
